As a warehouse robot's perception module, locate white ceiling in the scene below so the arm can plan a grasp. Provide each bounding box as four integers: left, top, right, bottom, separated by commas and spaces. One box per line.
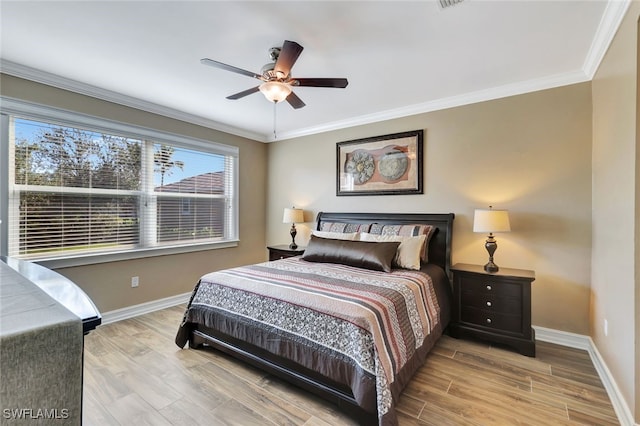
0, 1, 631, 142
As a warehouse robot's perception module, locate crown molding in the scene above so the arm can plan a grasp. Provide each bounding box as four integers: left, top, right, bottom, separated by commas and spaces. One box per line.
583, 0, 632, 79
0, 59, 596, 144
1, 0, 627, 145
0, 60, 266, 142
271, 69, 590, 142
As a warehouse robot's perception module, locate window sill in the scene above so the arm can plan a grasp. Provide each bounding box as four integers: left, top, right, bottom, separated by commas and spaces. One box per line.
33, 240, 239, 269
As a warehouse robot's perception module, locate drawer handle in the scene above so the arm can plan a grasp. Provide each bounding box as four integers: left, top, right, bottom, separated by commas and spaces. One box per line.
486, 285, 492, 291
486, 318, 492, 324
486, 301, 492, 307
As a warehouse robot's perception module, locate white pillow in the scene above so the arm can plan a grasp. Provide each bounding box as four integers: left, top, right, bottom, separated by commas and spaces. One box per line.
311, 230, 359, 241
359, 233, 426, 270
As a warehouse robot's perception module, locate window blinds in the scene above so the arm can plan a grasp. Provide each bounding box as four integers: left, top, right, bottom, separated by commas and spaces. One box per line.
7, 116, 237, 260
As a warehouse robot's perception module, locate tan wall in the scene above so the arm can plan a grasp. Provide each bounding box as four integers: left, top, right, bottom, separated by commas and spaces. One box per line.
592, 2, 639, 421
0, 74, 268, 312
267, 83, 593, 334
637, 13, 640, 420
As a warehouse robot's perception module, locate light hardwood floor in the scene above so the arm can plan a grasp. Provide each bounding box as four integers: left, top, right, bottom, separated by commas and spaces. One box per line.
83, 305, 620, 425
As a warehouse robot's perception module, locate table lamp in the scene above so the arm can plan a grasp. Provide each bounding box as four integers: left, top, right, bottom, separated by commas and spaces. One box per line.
473, 206, 511, 273
283, 207, 304, 249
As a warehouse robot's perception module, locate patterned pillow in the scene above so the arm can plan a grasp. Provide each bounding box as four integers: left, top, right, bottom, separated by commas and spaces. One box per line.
368, 224, 436, 262
311, 230, 359, 241
319, 222, 372, 233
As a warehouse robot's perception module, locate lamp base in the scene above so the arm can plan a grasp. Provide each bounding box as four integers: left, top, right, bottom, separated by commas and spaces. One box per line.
289, 224, 298, 250
484, 261, 499, 273
484, 234, 499, 273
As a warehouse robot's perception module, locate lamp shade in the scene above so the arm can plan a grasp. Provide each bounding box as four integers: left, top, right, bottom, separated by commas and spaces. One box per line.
473, 208, 511, 233
283, 207, 304, 224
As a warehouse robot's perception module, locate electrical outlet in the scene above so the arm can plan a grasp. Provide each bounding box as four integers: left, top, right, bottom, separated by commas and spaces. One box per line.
131, 276, 139, 288
604, 319, 608, 336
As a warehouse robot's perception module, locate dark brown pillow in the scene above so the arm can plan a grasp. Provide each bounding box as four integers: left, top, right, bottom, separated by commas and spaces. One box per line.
301, 235, 400, 272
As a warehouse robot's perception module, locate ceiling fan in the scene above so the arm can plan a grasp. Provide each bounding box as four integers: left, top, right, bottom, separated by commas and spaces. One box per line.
200, 40, 348, 109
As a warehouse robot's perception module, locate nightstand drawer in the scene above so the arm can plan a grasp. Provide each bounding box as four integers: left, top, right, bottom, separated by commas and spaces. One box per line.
459, 276, 522, 298
461, 307, 522, 333
461, 291, 521, 315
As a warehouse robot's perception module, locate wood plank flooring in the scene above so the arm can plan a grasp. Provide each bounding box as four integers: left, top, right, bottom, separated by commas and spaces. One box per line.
83, 305, 620, 425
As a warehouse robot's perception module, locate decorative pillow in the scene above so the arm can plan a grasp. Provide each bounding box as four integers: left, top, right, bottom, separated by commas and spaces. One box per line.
301, 235, 400, 272
368, 224, 436, 262
311, 230, 359, 241
359, 233, 426, 270
319, 222, 372, 233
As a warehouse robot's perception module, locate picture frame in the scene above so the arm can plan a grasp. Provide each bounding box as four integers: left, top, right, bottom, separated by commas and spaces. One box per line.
336, 129, 423, 196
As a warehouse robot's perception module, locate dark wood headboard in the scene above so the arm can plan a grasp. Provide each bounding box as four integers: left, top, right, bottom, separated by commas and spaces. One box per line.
315, 212, 455, 280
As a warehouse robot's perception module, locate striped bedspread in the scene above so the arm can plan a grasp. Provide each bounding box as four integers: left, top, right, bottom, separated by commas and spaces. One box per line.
177, 257, 444, 425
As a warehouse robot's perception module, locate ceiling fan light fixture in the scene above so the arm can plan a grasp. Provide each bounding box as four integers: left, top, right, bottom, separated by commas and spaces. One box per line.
259, 81, 291, 103
201, 39, 347, 109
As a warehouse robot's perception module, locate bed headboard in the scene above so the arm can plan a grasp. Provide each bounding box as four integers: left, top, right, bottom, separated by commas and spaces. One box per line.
315, 212, 455, 280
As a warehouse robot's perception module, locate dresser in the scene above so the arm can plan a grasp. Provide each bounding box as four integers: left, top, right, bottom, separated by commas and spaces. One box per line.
267, 245, 305, 261
450, 263, 536, 356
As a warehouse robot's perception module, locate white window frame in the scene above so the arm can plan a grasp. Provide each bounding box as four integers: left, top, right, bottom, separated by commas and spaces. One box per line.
0, 97, 239, 269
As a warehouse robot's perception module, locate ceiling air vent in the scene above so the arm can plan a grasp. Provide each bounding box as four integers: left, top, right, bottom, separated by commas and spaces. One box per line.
439, 0, 464, 9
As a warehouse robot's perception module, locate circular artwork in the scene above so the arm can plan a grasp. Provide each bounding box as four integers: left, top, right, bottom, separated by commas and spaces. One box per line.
345, 149, 375, 184
378, 149, 408, 181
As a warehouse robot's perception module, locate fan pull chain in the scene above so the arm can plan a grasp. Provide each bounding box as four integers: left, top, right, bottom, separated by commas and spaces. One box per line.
273, 101, 278, 140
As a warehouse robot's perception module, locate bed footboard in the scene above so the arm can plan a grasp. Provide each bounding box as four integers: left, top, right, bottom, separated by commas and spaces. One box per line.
189, 327, 377, 425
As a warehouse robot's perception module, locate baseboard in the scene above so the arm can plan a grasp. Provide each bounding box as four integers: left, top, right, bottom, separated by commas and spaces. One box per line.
100, 292, 191, 325
534, 326, 637, 426
587, 336, 637, 426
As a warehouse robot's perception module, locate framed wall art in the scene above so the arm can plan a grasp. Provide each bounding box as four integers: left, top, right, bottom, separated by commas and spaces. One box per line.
336, 129, 423, 196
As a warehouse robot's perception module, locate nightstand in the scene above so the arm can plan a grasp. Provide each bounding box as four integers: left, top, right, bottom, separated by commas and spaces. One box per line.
450, 263, 536, 356
267, 245, 305, 261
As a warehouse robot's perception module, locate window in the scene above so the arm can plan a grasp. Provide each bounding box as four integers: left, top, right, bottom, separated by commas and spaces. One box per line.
0, 99, 239, 266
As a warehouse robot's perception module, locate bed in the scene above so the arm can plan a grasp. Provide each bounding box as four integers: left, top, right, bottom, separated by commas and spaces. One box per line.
175, 212, 455, 425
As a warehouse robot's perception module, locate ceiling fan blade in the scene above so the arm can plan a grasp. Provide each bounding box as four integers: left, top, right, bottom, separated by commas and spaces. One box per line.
200, 58, 262, 80
274, 40, 304, 77
293, 78, 349, 88
286, 91, 306, 109
226, 86, 260, 100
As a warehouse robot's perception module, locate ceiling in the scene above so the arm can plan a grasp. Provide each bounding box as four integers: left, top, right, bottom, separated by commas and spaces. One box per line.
0, 1, 630, 142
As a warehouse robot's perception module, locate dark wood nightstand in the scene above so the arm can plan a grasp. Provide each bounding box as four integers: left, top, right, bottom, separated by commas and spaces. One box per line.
267, 245, 305, 261
450, 263, 536, 356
